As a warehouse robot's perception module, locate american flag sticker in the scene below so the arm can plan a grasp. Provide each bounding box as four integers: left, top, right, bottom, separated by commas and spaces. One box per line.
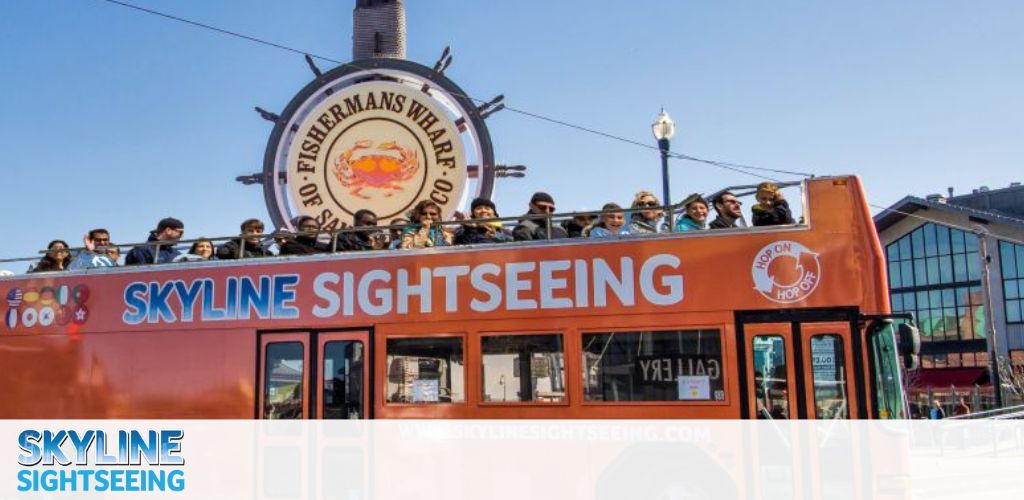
6, 288, 23, 308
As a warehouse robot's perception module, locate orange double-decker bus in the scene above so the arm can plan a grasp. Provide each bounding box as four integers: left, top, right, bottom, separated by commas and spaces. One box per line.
0, 176, 911, 420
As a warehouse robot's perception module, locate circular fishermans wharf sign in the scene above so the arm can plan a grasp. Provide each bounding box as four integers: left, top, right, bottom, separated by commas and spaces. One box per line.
263, 59, 495, 231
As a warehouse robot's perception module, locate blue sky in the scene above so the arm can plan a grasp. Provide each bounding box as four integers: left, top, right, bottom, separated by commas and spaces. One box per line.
1, 0, 1022, 265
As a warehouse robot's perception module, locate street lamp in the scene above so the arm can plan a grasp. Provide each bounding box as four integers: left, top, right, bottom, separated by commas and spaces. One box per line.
652, 109, 676, 231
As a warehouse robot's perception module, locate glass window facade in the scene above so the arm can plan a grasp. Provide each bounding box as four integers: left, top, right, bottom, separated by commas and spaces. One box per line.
481, 334, 566, 403
999, 240, 1024, 324
886, 223, 986, 342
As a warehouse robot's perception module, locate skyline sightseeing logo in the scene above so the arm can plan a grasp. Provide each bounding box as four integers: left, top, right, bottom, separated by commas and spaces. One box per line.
752, 241, 822, 304
285, 80, 468, 229
16, 429, 185, 493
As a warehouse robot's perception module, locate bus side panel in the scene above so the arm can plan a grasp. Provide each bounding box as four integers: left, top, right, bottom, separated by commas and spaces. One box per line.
0, 329, 256, 418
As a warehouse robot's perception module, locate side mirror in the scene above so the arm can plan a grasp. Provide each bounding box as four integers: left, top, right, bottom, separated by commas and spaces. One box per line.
897, 323, 921, 370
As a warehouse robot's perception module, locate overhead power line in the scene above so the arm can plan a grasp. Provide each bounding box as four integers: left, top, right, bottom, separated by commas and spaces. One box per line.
95, 0, 817, 181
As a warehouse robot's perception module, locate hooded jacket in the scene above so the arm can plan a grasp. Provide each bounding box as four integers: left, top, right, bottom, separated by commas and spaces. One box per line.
675, 215, 706, 232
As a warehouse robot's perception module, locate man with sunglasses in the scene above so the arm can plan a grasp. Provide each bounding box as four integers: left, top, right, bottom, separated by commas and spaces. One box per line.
512, 192, 568, 241
709, 191, 748, 229
68, 228, 118, 270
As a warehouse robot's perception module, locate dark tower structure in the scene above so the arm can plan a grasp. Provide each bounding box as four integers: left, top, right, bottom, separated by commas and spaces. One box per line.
352, 0, 406, 60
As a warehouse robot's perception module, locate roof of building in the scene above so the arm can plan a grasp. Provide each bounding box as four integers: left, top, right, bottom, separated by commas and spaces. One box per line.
947, 184, 1024, 220
873, 195, 1024, 233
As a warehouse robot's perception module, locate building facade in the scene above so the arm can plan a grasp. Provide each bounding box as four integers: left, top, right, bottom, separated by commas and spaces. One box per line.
874, 184, 1024, 413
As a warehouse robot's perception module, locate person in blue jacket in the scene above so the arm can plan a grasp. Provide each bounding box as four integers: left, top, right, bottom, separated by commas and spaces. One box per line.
675, 194, 709, 232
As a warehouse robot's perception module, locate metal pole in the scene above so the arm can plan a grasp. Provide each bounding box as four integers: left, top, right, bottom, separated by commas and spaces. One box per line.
659, 138, 673, 232
978, 233, 1004, 408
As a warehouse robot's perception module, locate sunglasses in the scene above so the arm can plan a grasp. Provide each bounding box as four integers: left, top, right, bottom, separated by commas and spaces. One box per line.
535, 204, 556, 213
637, 202, 659, 208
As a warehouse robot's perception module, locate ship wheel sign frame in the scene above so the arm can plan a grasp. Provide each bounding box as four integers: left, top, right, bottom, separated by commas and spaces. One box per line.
262, 58, 496, 231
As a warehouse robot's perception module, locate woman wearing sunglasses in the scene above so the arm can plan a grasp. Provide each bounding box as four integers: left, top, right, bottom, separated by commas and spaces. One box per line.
628, 190, 662, 234
399, 200, 453, 249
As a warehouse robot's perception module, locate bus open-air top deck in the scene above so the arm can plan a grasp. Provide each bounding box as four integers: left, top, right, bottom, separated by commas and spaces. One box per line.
0, 176, 912, 420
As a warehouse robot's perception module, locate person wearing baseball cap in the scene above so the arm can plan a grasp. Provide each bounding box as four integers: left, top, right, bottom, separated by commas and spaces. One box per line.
125, 217, 185, 265
512, 192, 568, 241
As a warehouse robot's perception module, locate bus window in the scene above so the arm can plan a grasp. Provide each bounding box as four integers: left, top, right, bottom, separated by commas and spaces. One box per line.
386, 337, 465, 404
809, 335, 849, 419
582, 329, 724, 402
264, 342, 304, 419
323, 341, 364, 419
481, 334, 565, 403
868, 324, 906, 419
752, 335, 789, 419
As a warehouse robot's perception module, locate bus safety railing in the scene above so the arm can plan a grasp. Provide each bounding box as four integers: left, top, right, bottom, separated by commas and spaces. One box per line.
0, 181, 806, 273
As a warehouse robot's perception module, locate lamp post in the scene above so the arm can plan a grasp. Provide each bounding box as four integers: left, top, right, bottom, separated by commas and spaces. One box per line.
652, 109, 677, 231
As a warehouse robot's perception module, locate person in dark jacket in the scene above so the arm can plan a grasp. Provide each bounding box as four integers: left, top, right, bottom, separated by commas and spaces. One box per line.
217, 218, 271, 259
30, 240, 72, 273
125, 217, 185, 265
513, 192, 568, 241
338, 210, 387, 251
709, 191, 748, 229
279, 216, 330, 255
751, 182, 795, 227
455, 198, 512, 245
560, 213, 594, 238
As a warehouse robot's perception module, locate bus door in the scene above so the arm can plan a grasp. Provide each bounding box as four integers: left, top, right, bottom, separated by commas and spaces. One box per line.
737, 311, 864, 420
258, 330, 371, 419
740, 323, 800, 420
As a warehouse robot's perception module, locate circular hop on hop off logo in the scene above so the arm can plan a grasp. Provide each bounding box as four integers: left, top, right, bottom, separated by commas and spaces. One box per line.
752, 241, 822, 304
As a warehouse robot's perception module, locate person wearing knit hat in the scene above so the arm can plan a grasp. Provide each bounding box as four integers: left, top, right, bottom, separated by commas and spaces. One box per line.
513, 192, 568, 241
675, 193, 709, 232
752, 182, 795, 227
125, 217, 185, 265
455, 197, 512, 245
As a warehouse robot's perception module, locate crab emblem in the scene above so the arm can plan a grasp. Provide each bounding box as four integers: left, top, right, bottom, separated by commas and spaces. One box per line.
332, 140, 420, 199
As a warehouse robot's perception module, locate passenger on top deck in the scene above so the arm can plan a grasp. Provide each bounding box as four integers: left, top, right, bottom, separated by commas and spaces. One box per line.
217, 218, 271, 259
125, 217, 184, 266
709, 191, 748, 229
30, 240, 71, 273
454, 198, 512, 245
628, 191, 662, 234
104, 244, 120, 265
386, 217, 409, 249
279, 216, 330, 255
68, 229, 117, 270
589, 203, 631, 238
561, 209, 594, 238
513, 192, 568, 241
751, 182, 795, 227
339, 210, 388, 251
675, 194, 709, 232
174, 238, 215, 262
400, 200, 453, 249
